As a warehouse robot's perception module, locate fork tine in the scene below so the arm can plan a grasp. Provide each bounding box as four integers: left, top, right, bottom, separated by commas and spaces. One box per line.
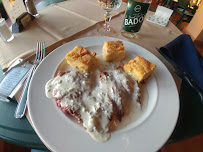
40, 42, 43, 61
38, 42, 42, 61
35, 42, 39, 62
35, 42, 45, 63
39, 42, 42, 61
42, 42, 45, 59
40, 42, 44, 61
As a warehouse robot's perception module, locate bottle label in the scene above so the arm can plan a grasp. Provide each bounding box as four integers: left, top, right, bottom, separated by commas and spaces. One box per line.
122, 0, 150, 33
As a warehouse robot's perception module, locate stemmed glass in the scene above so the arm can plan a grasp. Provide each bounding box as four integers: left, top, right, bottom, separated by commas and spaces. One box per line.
97, 0, 122, 36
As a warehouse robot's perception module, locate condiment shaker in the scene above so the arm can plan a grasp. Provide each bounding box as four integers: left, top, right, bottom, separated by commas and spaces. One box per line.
0, 14, 14, 42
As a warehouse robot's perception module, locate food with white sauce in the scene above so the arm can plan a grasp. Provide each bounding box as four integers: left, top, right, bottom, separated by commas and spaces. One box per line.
45, 57, 140, 142
45, 41, 156, 142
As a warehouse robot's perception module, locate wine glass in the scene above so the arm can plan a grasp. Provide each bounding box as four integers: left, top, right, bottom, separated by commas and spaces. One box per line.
97, 0, 122, 36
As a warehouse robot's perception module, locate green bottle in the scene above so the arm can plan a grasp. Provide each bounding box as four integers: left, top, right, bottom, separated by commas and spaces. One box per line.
121, 0, 151, 38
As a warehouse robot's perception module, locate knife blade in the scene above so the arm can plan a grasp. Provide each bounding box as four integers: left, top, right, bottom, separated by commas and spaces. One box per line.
3, 58, 24, 75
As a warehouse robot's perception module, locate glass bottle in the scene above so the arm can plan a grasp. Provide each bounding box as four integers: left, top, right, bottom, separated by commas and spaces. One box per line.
121, 0, 151, 38
0, 14, 14, 42
25, 0, 39, 17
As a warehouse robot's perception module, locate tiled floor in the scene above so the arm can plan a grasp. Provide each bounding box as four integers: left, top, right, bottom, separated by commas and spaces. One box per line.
1, 0, 202, 152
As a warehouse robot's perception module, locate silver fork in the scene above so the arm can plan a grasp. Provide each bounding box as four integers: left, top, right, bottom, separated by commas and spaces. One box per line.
14, 42, 45, 118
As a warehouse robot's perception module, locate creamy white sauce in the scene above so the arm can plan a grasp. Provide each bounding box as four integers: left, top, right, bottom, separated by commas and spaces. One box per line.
115, 83, 148, 130
45, 55, 146, 142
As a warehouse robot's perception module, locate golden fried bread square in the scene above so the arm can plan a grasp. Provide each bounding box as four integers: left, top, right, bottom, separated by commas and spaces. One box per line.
65, 45, 96, 72
124, 56, 156, 83
102, 41, 125, 62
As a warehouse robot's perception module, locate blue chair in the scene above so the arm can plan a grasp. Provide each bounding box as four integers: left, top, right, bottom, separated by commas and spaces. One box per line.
36, 1, 52, 10
46, 0, 67, 4
35, 0, 67, 10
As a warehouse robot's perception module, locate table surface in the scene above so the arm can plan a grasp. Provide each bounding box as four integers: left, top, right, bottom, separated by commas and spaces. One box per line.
0, 0, 202, 150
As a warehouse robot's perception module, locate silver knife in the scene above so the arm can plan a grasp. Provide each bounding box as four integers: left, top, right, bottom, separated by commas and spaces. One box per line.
14, 65, 36, 118
3, 58, 24, 75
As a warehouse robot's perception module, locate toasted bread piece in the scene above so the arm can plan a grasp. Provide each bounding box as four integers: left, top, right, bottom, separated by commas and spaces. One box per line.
102, 41, 125, 62
65, 45, 96, 72
124, 56, 156, 83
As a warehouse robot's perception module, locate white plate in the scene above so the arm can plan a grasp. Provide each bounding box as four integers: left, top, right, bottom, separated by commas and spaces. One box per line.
28, 36, 179, 152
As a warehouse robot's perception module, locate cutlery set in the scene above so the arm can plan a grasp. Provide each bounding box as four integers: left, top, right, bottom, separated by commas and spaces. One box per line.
14, 42, 46, 118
